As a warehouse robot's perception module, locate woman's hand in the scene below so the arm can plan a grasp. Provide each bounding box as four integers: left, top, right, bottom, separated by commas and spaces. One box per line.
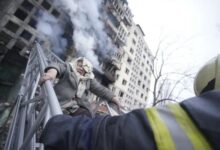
39, 68, 58, 85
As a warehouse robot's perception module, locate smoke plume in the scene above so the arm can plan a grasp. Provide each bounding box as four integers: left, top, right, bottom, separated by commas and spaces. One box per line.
54, 0, 116, 69
36, 11, 67, 57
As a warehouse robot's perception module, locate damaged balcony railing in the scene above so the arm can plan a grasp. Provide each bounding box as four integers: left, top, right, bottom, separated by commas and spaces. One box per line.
4, 42, 63, 150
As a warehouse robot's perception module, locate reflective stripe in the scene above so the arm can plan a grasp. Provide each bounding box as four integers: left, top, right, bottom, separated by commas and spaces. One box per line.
157, 106, 194, 150
168, 104, 212, 150
146, 104, 212, 150
145, 108, 176, 150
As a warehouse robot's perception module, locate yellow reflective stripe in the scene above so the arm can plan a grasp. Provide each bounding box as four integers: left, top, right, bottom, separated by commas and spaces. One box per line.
168, 104, 212, 150
145, 108, 176, 150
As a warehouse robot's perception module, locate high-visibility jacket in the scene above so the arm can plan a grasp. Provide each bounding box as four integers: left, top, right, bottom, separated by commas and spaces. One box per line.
41, 90, 220, 150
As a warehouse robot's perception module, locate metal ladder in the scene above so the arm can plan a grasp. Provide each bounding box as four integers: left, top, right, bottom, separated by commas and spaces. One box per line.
4, 42, 63, 150
4, 42, 118, 150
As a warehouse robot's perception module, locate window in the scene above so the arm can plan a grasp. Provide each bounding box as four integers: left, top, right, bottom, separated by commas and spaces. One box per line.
20, 30, 32, 41
119, 91, 124, 98
130, 48, 134, 54
150, 65, 153, 70
0, 31, 12, 45
127, 57, 132, 64
134, 30, 137, 36
146, 88, 149, 92
116, 74, 119, 80
28, 18, 37, 29
122, 79, 127, 85
146, 68, 148, 72
140, 71, 143, 76
5, 21, 19, 33
145, 96, 148, 101
132, 39, 136, 45
41, 0, 51, 10
142, 84, 145, 89
138, 80, 141, 86
51, 9, 60, 17
14, 9, 28, 21
125, 68, 129, 74
144, 48, 147, 53
141, 93, 143, 98
21, 0, 34, 11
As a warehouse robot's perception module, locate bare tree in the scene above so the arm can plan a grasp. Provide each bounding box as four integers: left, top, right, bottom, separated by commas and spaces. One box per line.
149, 33, 195, 106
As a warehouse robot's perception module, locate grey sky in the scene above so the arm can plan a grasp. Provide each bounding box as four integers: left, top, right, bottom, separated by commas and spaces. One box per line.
127, 0, 220, 99
128, 0, 220, 69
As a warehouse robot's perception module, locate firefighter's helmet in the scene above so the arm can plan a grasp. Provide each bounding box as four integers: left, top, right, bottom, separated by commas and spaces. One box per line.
194, 55, 220, 95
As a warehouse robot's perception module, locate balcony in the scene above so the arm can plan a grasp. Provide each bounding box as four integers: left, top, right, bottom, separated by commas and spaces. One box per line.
115, 35, 126, 46
123, 7, 133, 26
102, 60, 121, 82
123, 15, 132, 26
110, 57, 121, 70
107, 11, 120, 28
106, 0, 126, 20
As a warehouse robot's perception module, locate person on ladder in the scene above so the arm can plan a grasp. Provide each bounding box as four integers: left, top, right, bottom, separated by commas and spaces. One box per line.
40, 57, 121, 117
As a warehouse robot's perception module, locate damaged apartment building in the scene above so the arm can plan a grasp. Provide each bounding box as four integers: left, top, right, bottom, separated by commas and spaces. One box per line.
0, 0, 153, 111
0, 0, 72, 102
103, 0, 153, 110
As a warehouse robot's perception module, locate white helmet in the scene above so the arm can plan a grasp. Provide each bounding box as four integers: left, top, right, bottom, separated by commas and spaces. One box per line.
194, 55, 220, 95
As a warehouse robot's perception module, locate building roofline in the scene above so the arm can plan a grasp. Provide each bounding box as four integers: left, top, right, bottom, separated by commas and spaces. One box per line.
136, 24, 145, 36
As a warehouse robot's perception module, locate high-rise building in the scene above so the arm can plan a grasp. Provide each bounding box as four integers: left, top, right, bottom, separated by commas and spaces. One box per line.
0, 0, 72, 101
0, 0, 155, 148
102, 0, 153, 111
0, 0, 153, 110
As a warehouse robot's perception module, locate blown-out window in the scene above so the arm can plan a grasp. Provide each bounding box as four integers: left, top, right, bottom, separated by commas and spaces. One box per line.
20, 30, 32, 41
5, 21, 19, 33
14, 9, 28, 21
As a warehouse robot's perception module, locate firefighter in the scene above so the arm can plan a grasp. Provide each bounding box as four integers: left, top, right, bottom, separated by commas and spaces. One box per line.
40, 57, 120, 117
41, 55, 220, 150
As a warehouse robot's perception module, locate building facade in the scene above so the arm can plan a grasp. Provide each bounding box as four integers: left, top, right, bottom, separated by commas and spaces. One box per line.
0, 0, 153, 111
0, 0, 72, 101
102, 0, 153, 111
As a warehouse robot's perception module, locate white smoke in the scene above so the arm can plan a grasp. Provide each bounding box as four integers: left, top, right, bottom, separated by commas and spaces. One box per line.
55, 0, 116, 70
36, 11, 67, 56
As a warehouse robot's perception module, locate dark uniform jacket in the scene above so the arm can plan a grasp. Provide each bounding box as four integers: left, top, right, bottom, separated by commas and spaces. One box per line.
41, 90, 220, 150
